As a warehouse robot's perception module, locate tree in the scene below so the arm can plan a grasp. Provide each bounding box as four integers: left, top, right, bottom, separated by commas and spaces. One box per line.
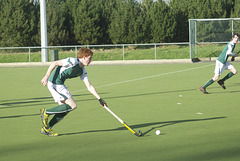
148, 0, 176, 43
109, 0, 148, 44
170, 0, 233, 42
0, 0, 238, 47
46, 0, 70, 46
73, 0, 102, 45
128, 1, 149, 43
64, 0, 81, 45
169, 0, 189, 42
230, 0, 240, 34
108, 0, 129, 44
0, 0, 39, 47
231, 0, 240, 18
98, 0, 117, 44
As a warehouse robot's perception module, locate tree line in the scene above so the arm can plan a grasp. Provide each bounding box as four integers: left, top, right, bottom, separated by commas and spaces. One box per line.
0, 0, 240, 47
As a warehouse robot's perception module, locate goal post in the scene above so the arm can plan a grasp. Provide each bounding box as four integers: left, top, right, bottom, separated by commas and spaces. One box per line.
189, 19, 196, 60
189, 18, 240, 61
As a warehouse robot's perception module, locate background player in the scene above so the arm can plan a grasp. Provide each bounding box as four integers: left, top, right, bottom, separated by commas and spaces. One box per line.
199, 33, 239, 94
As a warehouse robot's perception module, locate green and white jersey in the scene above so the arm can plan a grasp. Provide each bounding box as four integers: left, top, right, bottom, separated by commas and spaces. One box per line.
217, 40, 235, 64
48, 57, 88, 84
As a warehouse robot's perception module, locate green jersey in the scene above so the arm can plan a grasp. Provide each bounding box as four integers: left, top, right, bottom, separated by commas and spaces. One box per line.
48, 57, 88, 84
217, 40, 235, 64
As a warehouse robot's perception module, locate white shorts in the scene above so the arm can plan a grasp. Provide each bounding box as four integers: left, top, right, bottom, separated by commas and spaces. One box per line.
47, 81, 72, 102
214, 60, 234, 75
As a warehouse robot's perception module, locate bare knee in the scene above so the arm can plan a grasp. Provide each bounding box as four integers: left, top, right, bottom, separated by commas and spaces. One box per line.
233, 70, 237, 75
230, 67, 237, 74
212, 75, 220, 81
64, 97, 77, 110
70, 104, 77, 110
67, 102, 77, 110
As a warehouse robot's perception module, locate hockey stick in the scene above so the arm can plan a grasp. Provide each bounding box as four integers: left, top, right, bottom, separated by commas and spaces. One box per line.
103, 105, 142, 137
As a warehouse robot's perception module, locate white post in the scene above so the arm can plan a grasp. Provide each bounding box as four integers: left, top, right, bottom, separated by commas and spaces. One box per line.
123, 45, 125, 60
154, 44, 156, 60
75, 46, 78, 57
194, 20, 197, 58
40, 0, 48, 62
29, 48, 31, 62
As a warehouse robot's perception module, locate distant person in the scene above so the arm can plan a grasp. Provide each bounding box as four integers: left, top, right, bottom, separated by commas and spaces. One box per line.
40, 47, 107, 136
199, 33, 239, 94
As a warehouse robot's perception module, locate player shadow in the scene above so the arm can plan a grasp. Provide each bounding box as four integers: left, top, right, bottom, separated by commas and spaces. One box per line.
2, 81, 240, 109
71, 87, 200, 104
0, 87, 198, 109
104, 88, 198, 100
61, 116, 226, 136
0, 93, 94, 109
137, 116, 227, 136
0, 96, 52, 107
0, 113, 39, 119
5, 82, 238, 109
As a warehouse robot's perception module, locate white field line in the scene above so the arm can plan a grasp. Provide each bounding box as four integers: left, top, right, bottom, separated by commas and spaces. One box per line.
71, 64, 214, 94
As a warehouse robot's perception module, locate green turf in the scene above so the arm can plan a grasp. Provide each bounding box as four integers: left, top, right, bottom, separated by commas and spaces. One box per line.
0, 62, 240, 161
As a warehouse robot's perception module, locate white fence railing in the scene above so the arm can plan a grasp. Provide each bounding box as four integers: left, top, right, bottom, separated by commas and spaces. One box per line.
0, 42, 189, 63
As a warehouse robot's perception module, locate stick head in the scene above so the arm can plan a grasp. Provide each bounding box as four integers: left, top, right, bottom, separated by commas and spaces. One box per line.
135, 130, 142, 137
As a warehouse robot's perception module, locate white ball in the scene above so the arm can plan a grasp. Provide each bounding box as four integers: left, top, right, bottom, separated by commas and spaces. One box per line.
155, 130, 161, 135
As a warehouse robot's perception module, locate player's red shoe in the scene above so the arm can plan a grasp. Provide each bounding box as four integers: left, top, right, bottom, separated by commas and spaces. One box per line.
198, 86, 209, 94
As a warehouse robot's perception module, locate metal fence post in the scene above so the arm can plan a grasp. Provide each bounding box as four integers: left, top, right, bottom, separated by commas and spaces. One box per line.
29, 48, 31, 62
75, 46, 77, 57
154, 44, 157, 60
123, 45, 125, 60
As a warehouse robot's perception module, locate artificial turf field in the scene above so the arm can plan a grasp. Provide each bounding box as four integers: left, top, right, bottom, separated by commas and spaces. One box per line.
0, 62, 240, 161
